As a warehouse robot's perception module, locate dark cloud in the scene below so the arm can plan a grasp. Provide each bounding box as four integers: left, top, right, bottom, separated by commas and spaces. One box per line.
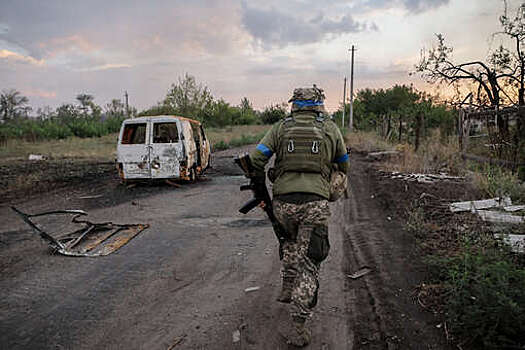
355, 0, 450, 14
401, 0, 450, 13
0, 0, 242, 61
241, 2, 370, 47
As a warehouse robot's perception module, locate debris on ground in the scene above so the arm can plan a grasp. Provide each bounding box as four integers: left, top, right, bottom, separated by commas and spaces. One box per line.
167, 334, 187, 349
348, 267, 372, 279
28, 154, 47, 161
449, 197, 512, 212
78, 194, 103, 199
232, 329, 241, 343
244, 286, 260, 293
449, 197, 525, 252
379, 171, 464, 183
366, 151, 399, 161
476, 210, 524, 224
11, 207, 149, 257
165, 180, 182, 188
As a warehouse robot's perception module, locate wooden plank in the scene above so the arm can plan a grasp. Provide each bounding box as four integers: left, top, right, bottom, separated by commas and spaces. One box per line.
477, 210, 524, 224
504, 205, 525, 212
449, 197, 512, 212
495, 234, 525, 253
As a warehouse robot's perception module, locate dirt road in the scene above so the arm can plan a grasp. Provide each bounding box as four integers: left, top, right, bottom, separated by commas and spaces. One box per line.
0, 148, 450, 349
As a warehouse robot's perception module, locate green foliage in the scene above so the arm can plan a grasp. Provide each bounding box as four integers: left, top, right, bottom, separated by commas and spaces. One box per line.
425, 249, 525, 349
0, 94, 127, 144
139, 75, 261, 128
260, 104, 287, 124
334, 85, 456, 146
211, 132, 266, 151
472, 164, 525, 203
0, 89, 31, 121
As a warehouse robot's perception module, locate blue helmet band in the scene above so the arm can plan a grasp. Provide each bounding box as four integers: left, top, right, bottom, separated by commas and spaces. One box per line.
292, 100, 324, 108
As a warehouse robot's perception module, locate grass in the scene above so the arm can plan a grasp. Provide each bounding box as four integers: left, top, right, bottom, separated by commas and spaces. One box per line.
344, 131, 395, 154
206, 124, 270, 149
0, 134, 119, 161
349, 128, 525, 348
470, 164, 525, 203
0, 124, 271, 162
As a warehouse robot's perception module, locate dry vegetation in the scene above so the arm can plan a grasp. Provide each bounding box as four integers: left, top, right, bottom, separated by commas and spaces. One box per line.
350, 129, 525, 349
0, 124, 271, 162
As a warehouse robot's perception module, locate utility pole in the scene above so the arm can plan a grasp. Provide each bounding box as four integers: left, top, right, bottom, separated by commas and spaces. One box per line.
124, 91, 129, 118
342, 77, 347, 129
349, 45, 356, 132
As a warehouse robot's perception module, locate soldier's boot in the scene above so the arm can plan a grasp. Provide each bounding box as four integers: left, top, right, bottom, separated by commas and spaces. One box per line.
276, 276, 295, 303
286, 316, 311, 347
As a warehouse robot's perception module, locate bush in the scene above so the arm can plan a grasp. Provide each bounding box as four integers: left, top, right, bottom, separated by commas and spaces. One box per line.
213, 140, 230, 150
428, 249, 525, 348
260, 104, 287, 124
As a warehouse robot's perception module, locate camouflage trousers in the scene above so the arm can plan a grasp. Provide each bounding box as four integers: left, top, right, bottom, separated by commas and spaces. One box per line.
273, 199, 331, 320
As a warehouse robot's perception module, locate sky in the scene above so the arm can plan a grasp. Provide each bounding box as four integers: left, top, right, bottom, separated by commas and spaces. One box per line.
0, 0, 506, 113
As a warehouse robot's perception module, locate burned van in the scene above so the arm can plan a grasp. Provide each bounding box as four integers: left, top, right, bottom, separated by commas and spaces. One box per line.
116, 116, 211, 182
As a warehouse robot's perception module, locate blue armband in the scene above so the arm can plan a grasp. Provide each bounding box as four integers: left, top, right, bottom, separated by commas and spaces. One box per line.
334, 153, 349, 163
256, 143, 273, 158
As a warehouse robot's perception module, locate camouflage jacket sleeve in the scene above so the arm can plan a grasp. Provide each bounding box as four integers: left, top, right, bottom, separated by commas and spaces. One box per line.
250, 122, 281, 179
329, 122, 349, 173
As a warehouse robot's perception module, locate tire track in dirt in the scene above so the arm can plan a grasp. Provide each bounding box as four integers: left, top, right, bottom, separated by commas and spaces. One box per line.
341, 157, 452, 350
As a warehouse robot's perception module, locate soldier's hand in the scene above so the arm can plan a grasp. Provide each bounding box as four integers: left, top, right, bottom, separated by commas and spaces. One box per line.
258, 201, 266, 209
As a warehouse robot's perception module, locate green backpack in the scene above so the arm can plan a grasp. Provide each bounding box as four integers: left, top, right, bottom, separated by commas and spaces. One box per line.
274, 112, 331, 180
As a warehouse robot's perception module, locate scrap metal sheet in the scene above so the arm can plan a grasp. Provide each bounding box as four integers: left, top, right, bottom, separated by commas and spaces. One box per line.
12, 207, 149, 257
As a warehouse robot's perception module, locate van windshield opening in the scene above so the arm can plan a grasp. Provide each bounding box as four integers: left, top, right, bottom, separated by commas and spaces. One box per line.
121, 123, 147, 144
153, 122, 179, 143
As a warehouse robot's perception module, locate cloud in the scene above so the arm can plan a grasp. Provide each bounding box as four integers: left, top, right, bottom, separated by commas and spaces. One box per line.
75, 63, 132, 72
38, 35, 99, 58
354, 0, 450, 14
401, 0, 450, 13
241, 2, 371, 47
0, 49, 45, 66
23, 88, 57, 99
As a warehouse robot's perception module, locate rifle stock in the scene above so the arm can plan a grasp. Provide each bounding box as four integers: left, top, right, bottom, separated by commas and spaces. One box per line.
240, 198, 260, 214
234, 153, 287, 248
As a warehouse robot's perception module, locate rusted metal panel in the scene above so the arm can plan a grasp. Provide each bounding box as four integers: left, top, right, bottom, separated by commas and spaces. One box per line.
117, 119, 151, 179
150, 119, 184, 179
11, 207, 149, 257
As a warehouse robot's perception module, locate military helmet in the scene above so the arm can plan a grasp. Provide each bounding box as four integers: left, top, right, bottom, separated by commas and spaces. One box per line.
288, 84, 326, 103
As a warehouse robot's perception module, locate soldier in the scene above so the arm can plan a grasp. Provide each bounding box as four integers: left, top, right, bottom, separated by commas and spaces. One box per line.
250, 85, 349, 346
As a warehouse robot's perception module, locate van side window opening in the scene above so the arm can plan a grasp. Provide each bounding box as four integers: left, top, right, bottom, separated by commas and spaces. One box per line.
121, 123, 147, 144
153, 122, 179, 143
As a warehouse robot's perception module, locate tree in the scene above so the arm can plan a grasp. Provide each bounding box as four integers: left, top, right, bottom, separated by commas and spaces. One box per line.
497, 0, 525, 105
238, 97, 257, 125
163, 73, 213, 119
415, 34, 508, 108
0, 89, 31, 121
260, 103, 287, 124
76, 93, 101, 117
415, 1, 525, 108
105, 99, 126, 117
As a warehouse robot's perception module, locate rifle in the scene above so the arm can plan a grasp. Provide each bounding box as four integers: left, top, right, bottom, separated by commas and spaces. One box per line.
234, 153, 287, 254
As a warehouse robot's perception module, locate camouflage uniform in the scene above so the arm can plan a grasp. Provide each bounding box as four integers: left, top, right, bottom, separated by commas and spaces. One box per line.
249, 85, 348, 346
273, 198, 330, 319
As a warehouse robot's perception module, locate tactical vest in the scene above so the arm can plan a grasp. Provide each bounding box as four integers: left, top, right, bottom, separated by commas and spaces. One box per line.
275, 113, 331, 180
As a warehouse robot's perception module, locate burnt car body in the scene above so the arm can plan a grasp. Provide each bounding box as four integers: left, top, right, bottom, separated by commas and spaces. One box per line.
116, 115, 211, 181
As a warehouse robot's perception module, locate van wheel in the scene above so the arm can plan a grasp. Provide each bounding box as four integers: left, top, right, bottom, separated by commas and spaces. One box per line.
188, 168, 196, 183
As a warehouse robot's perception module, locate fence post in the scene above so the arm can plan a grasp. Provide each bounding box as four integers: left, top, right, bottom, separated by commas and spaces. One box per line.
415, 113, 422, 152
458, 109, 464, 153
518, 106, 525, 180
398, 115, 402, 143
